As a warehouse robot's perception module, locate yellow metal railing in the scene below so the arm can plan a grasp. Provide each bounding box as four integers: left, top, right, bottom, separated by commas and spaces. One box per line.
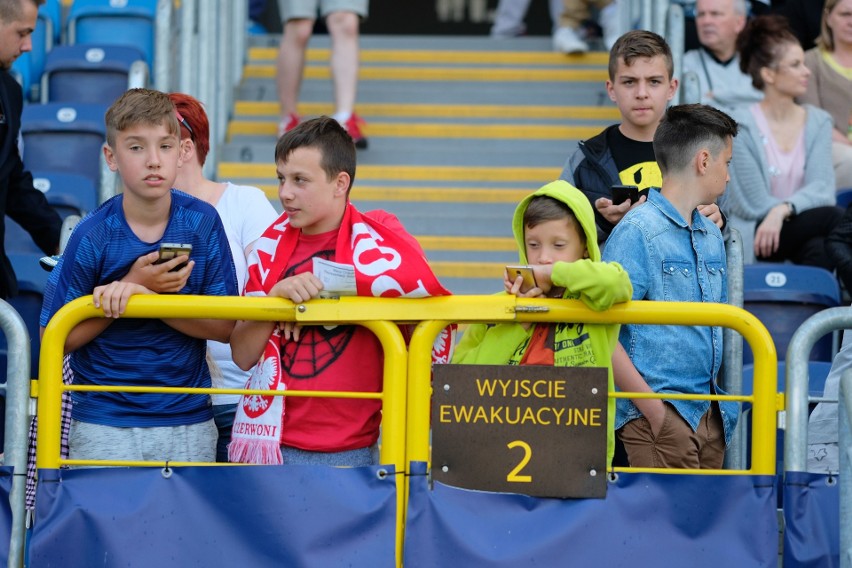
36, 294, 779, 567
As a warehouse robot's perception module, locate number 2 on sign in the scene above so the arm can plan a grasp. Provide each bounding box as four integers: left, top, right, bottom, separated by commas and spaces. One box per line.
506, 440, 532, 483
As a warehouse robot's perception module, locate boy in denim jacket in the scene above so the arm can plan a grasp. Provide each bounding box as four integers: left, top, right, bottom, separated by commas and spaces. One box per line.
603, 104, 740, 469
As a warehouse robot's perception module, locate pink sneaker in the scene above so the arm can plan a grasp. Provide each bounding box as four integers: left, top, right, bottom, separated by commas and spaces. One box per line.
277, 112, 300, 138
342, 113, 368, 149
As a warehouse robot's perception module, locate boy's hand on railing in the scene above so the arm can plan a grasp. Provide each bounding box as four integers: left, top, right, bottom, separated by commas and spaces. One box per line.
93, 281, 154, 318
279, 321, 303, 342
270, 273, 324, 303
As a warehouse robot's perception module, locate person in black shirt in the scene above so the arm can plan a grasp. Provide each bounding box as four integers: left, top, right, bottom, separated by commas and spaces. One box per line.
560, 30, 725, 244
0, 0, 62, 298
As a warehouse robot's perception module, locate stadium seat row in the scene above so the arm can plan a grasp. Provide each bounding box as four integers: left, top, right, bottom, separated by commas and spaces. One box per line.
3, 1, 160, 384
12, 0, 157, 102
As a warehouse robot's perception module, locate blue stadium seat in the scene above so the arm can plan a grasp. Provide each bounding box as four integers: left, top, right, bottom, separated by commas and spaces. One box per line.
41, 44, 148, 104
20, 102, 108, 188
67, 0, 158, 71
10, 52, 34, 101
32, 170, 98, 218
743, 263, 841, 364
40, 0, 61, 45
0, 280, 45, 380
837, 188, 852, 209
741, 361, 832, 474
5, 218, 43, 256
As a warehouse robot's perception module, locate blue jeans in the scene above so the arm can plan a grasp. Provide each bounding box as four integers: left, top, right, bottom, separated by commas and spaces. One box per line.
212, 404, 237, 463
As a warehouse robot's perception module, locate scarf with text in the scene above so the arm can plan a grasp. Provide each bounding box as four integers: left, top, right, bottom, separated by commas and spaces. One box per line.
228, 203, 454, 464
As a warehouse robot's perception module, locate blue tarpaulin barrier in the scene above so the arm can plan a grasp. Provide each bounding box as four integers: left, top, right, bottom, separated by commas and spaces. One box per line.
29, 464, 397, 567
404, 462, 778, 566
783, 471, 840, 568
0, 466, 13, 564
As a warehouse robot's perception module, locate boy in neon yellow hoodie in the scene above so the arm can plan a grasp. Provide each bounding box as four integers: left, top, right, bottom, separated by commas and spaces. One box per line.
452, 179, 633, 465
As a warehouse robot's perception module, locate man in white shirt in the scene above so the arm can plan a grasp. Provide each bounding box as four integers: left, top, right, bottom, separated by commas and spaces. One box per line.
681, 0, 763, 109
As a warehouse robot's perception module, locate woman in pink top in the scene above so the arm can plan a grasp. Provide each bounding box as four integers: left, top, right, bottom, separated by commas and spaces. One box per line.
723, 16, 845, 288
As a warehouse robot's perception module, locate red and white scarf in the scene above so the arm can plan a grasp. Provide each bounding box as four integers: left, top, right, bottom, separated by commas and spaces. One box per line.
228, 203, 455, 464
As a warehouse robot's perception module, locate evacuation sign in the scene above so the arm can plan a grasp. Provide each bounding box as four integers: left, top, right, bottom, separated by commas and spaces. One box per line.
431, 364, 608, 498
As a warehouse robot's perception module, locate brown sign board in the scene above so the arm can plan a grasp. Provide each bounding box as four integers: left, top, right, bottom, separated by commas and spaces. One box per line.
431, 364, 608, 499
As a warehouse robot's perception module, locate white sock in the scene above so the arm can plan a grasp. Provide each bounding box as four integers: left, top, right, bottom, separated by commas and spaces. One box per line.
332, 111, 352, 124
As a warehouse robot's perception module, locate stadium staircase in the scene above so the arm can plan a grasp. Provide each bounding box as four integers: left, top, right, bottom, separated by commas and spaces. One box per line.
219, 34, 618, 294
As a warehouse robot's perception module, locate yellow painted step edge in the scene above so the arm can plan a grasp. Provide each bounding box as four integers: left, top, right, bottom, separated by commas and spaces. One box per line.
228, 121, 604, 140
249, 47, 611, 66
220, 163, 560, 183
415, 236, 516, 252
235, 101, 621, 121
257, 185, 534, 203
429, 261, 505, 279
244, 65, 607, 82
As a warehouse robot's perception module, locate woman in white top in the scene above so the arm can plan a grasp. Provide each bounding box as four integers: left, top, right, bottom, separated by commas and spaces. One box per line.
169, 93, 279, 462
724, 16, 845, 287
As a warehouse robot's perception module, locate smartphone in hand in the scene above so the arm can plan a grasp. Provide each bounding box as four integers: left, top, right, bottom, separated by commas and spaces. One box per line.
506, 265, 537, 292
611, 184, 639, 205
155, 243, 192, 272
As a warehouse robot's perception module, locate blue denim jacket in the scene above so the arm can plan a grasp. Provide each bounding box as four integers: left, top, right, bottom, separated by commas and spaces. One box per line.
602, 189, 739, 443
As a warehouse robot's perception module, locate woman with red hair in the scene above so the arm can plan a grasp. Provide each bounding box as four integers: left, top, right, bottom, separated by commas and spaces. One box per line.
169, 92, 278, 462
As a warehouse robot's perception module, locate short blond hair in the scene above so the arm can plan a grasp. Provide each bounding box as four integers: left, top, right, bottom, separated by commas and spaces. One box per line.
104, 88, 179, 147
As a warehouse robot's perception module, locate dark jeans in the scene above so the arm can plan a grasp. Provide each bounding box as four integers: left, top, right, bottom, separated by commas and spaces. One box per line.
212, 403, 237, 463
757, 206, 842, 269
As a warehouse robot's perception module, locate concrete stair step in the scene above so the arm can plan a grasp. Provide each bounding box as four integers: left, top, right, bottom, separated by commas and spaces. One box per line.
221, 34, 611, 293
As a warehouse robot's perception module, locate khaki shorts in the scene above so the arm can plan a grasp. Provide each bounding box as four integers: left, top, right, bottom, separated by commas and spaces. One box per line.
617, 402, 725, 469
278, 0, 369, 21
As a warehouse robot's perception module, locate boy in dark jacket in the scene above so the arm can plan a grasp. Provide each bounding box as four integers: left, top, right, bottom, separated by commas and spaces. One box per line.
560, 30, 724, 244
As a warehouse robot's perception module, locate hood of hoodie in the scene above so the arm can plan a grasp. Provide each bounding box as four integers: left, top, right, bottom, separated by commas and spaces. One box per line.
511, 180, 600, 264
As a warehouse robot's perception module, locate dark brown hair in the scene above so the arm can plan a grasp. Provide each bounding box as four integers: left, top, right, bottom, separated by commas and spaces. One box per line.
737, 15, 800, 91
523, 196, 585, 246
274, 116, 356, 191
654, 104, 739, 175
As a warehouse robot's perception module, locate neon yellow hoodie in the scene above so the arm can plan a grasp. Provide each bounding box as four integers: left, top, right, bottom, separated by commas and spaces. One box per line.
451, 180, 633, 464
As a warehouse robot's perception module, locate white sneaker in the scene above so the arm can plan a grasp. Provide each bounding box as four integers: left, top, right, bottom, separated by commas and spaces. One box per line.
553, 26, 589, 54
599, 1, 620, 51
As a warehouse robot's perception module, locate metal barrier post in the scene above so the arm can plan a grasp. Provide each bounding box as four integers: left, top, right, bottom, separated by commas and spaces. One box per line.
724, 229, 746, 469
178, 0, 198, 97
841, 369, 852, 568
651, 0, 668, 36
154, 0, 174, 91
0, 301, 32, 568
667, 2, 685, 101
197, 0, 218, 180
785, 307, 852, 472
